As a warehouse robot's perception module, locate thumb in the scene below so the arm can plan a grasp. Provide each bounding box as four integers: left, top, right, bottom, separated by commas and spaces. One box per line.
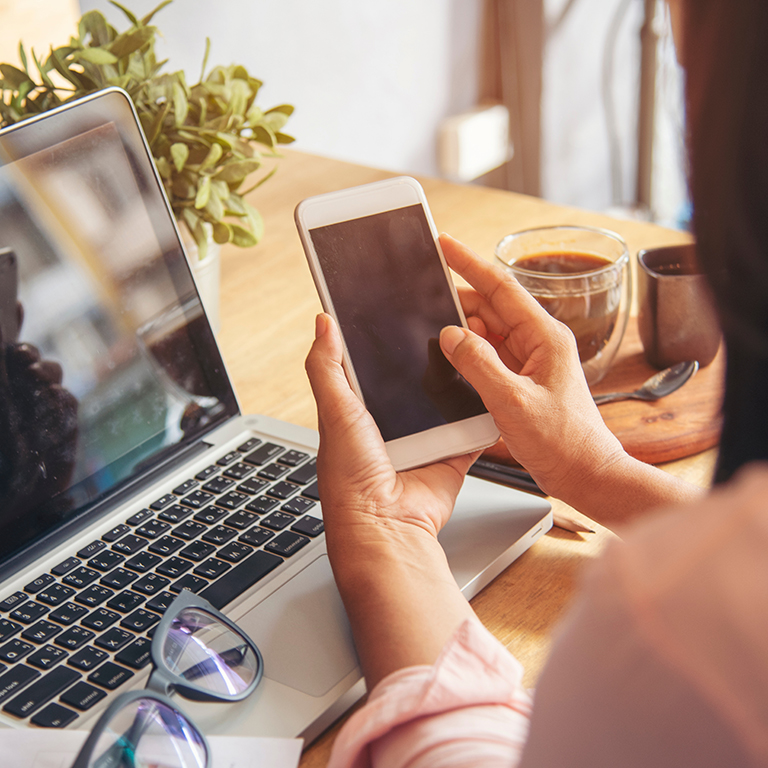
439, 325, 522, 416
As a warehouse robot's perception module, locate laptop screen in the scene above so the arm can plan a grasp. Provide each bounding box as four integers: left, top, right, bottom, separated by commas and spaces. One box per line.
0, 90, 239, 567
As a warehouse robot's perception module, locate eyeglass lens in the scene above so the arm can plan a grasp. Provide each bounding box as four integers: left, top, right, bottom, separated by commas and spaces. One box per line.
163, 607, 259, 696
84, 697, 207, 768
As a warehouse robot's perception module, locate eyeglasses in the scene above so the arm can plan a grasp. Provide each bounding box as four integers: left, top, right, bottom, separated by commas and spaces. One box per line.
70, 589, 263, 768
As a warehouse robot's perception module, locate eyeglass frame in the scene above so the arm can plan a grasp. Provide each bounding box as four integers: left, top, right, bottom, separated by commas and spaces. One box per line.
70, 588, 264, 768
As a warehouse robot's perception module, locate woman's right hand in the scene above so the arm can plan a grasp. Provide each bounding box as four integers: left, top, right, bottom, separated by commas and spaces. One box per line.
438, 233, 628, 506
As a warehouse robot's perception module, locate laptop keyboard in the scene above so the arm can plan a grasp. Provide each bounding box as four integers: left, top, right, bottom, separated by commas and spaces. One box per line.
0, 436, 322, 728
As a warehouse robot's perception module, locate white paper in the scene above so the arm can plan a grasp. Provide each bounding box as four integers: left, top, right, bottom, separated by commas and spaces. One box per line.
0, 728, 303, 768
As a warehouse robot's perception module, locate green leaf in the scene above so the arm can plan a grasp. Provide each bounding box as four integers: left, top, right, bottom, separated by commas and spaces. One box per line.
263, 110, 289, 133
18, 43, 29, 74
170, 142, 189, 172
228, 223, 258, 248
199, 142, 223, 171
266, 104, 294, 116
193, 219, 208, 260
204, 190, 224, 220
250, 124, 276, 148
213, 158, 261, 183
79, 10, 113, 47
172, 79, 189, 127
195, 176, 211, 209
239, 164, 277, 195
0, 64, 31, 89
110, 26, 156, 59
244, 201, 264, 242
109, 0, 139, 26
31, 50, 55, 89
141, 0, 174, 26
199, 37, 211, 83
76, 47, 119, 65
212, 221, 231, 244
275, 132, 295, 144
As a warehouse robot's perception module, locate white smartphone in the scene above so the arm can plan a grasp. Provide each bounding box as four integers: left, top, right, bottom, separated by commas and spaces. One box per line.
295, 176, 499, 471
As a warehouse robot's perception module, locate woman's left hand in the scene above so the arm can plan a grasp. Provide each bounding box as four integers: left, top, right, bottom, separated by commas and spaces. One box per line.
305, 312, 478, 545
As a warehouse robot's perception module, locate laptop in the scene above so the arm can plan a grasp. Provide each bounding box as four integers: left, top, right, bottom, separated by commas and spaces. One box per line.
0, 88, 551, 741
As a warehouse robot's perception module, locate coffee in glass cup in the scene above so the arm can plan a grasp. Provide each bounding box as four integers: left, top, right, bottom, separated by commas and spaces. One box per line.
495, 226, 631, 385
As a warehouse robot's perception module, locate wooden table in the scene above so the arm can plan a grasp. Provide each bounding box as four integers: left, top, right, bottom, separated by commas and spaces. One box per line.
216, 149, 718, 766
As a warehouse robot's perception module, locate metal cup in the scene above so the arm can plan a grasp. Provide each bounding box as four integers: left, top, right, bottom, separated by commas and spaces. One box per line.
637, 243, 722, 369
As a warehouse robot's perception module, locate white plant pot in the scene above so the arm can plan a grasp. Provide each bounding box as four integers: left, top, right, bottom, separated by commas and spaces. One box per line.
179, 221, 222, 333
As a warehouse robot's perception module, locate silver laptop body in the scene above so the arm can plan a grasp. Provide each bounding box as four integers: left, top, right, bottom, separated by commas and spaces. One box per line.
0, 88, 551, 741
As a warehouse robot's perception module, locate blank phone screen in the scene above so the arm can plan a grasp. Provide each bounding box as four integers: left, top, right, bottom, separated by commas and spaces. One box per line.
309, 204, 486, 442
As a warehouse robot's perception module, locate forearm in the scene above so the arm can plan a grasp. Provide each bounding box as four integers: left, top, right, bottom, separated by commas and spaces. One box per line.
328, 526, 475, 690
559, 450, 704, 528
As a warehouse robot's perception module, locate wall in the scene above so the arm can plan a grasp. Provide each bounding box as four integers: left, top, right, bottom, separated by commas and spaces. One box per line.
78, 0, 483, 178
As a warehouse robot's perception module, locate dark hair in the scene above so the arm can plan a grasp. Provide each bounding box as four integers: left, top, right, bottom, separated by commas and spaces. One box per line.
684, 0, 768, 482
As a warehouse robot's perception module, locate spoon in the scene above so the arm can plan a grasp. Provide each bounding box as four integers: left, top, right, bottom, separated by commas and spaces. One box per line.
593, 360, 699, 405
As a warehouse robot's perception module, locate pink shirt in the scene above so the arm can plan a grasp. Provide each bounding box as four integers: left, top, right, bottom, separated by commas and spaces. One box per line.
328, 465, 768, 768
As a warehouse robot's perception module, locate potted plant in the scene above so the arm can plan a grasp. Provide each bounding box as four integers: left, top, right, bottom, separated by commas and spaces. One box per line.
0, 0, 294, 326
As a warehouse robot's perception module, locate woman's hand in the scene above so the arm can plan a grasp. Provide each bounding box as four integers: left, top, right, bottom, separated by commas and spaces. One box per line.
305, 312, 478, 687
305, 312, 478, 544
437, 233, 626, 504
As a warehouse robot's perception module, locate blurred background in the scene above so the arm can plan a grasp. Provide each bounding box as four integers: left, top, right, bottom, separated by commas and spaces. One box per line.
0, 0, 688, 229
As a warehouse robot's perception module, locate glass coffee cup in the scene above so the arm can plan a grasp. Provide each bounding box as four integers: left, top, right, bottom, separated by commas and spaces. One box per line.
495, 225, 631, 385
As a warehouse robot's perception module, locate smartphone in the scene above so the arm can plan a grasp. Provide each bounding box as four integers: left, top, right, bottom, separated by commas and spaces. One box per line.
295, 176, 499, 470
0, 247, 20, 344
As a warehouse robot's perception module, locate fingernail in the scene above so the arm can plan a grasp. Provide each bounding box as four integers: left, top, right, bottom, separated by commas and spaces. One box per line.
440, 325, 465, 355
315, 313, 327, 339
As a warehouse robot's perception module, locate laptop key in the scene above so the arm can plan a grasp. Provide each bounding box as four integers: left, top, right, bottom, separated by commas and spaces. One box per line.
74, 586, 115, 608
54, 627, 95, 651
60, 681, 107, 711
94, 628, 133, 652
202, 476, 234, 494
244, 442, 284, 466
223, 463, 255, 480
193, 506, 228, 525
150, 494, 176, 511
0, 619, 22, 642
27, 644, 68, 670
31, 701, 79, 727
217, 451, 240, 466
172, 479, 198, 496
0, 592, 28, 612
201, 526, 237, 546
193, 559, 230, 580
106, 591, 145, 614
144, 591, 176, 614
25, 574, 54, 594
238, 527, 274, 548
136, 519, 172, 539
278, 450, 310, 467
179, 541, 216, 562
266, 481, 300, 501
102, 525, 130, 543
158, 504, 194, 523
155, 557, 193, 579
291, 516, 325, 538
281, 496, 316, 516
258, 463, 290, 482
21, 620, 62, 645
48, 603, 88, 626
112, 535, 150, 555
170, 575, 208, 594
0, 665, 40, 704
302, 481, 321, 501
68, 646, 108, 671
132, 574, 171, 596
50, 557, 81, 576
223, 510, 257, 530
100, 568, 138, 590
115, 637, 152, 669
0, 639, 35, 662
120, 609, 159, 633
81, 609, 121, 632
37, 584, 77, 607
244, 496, 279, 515
237, 477, 269, 496
237, 437, 261, 452
173, 521, 206, 540
261, 512, 295, 531
10, 602, 49, 624
265, 531, 311, 558
62, 567, 100, 589
286, 457, 318, 486
126, 508, 154, 526
124, 551, 163, 573
2, 665, 81, 718
200, 551, 283, 610
88, 661, 134, 691
76, 540, 106, 559
147, 536, 185, 557
195, 465, 219, 481
88, 551, 126, 572
217, 543, 253, 564
215, 491, 249, 510
181, 490, 214, 509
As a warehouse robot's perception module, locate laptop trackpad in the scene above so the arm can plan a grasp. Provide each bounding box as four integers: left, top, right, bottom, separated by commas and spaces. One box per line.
236, 555, 359, 697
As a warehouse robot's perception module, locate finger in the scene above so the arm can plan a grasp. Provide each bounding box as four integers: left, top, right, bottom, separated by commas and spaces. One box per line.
439, 325, 529, 416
